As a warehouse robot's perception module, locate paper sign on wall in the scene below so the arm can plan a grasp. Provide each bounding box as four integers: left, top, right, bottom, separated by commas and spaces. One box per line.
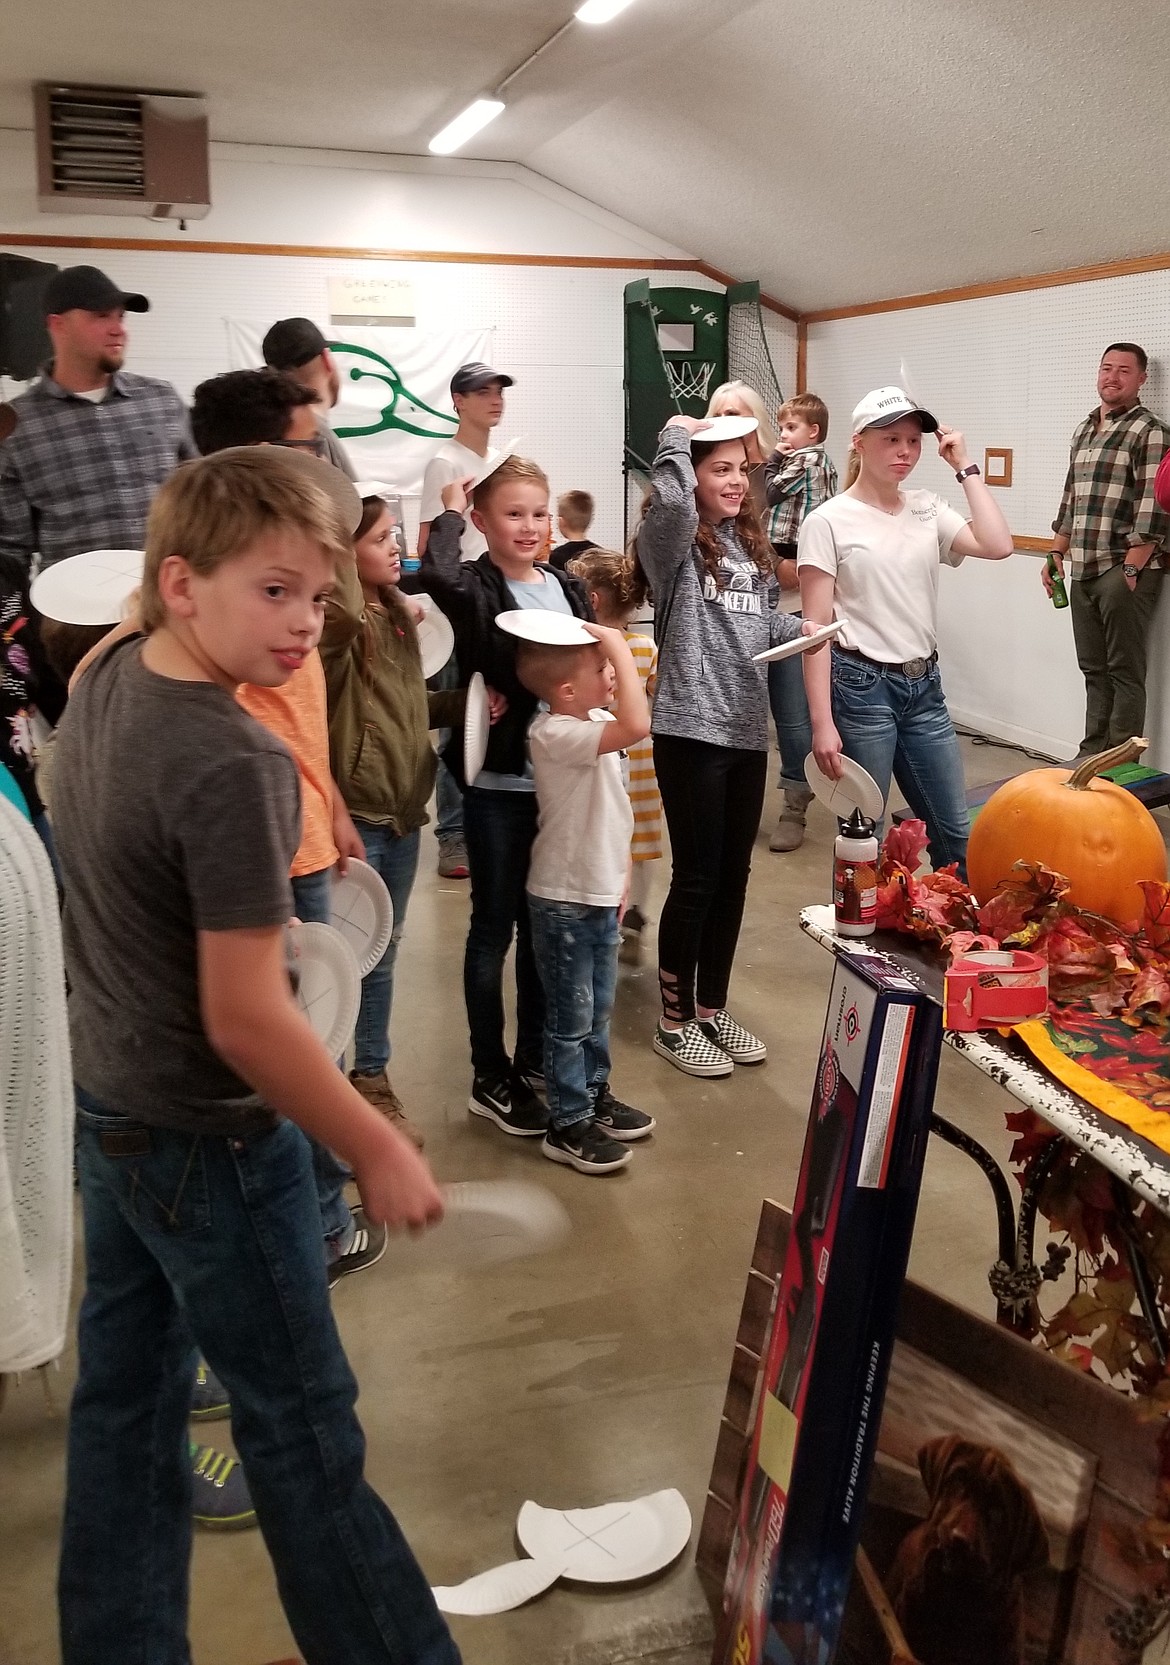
327, 275, 416, 326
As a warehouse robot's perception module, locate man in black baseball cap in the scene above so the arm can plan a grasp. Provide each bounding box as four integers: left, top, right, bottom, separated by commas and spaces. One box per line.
43, 263, 150, 317
449, 361, 514, 396
261, 317, 355, 478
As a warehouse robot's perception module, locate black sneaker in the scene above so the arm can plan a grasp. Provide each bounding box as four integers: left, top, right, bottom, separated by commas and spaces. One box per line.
190, 1440, 256, 1531
593, 1086, 655, 1142
190, 1359, 230, 1422
542, 1117, 632, 1175
327, 1205, 387, 1286
512, 1056, 547, 1100
469, 1073, 549, 1137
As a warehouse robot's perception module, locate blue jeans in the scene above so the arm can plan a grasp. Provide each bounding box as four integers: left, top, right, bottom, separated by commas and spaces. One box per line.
528, 897, 619, 1130
462, 786, 544, 1079
351, 823, 421, 1078
768, 644, 814, 791
831, 651, 970, 876
61, 1090, 460, 1665
290, 866, 352, 1255
430, 657, 464, 846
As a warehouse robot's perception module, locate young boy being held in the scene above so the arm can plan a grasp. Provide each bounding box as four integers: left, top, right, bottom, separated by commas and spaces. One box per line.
516, 624, 655, 1174
51, 448, 457, 1665
763, 392, 838, 853
548, 489, 598, 572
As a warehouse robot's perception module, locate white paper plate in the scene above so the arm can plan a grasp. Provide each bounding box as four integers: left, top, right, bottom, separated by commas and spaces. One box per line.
330, 858, 394, 978
416, 603, 455, 679
292, 922, 361, 1059
464, 671, 490, 785
752, 620, 845, 664
433, 1556, 564, 1616
516, 1489, 692, 1584
473, 436, 529, 486
695, 414, 758, 443
353, 479, 396, 499
386, 1180, 570, 1273
495, 610, 594, 647
804, 751, 885, 823
31, 549, 143, 625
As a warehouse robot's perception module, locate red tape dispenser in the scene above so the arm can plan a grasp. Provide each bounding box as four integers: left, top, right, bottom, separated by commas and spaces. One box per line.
944, 945, 1048, 1032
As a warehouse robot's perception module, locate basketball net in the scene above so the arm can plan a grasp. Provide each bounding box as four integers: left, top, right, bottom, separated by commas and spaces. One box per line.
665, 358, 716, 404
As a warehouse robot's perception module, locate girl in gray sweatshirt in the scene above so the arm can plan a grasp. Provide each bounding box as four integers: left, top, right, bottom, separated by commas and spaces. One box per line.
635, 416, 805, 1081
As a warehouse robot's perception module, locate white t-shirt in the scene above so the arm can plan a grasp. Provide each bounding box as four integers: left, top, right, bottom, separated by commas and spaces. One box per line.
797, 490, 969, 663
420, 438, 499, 561
526, 712, 633, 908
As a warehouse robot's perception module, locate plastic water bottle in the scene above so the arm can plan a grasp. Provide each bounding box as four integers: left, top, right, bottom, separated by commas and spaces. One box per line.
833, 808, 878, 937
1046, 554, 1069, 610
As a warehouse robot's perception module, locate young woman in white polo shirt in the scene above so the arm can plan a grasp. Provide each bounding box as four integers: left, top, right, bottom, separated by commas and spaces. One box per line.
798, 388, 1013, 876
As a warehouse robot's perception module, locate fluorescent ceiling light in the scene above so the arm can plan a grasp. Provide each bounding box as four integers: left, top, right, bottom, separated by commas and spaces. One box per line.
428, 98, 505, 155
575, 0, 636, 21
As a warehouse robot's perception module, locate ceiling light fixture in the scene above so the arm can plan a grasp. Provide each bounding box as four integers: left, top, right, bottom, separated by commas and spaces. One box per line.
428, 97, 506, 155
575, 0, 636, 21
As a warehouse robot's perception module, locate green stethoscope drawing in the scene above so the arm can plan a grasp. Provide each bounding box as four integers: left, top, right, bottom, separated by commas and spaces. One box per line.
329, 343, 459, 440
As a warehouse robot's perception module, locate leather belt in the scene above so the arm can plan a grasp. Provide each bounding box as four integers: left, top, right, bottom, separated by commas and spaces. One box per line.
834, 645, 938, 680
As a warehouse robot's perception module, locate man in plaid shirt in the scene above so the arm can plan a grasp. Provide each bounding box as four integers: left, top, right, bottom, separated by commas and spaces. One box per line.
1045, 343, 1170, 759
0, 266, 195, 572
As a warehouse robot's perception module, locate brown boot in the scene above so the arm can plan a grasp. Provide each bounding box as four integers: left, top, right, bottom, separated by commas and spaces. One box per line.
349, 1070, 425, 1149
770, 786, 813, 852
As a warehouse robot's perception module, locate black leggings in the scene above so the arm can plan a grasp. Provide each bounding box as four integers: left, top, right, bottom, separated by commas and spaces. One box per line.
653, 734, 768, 1022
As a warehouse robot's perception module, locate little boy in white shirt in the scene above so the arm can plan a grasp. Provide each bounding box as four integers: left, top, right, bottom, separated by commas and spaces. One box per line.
516, 624, 655, 1174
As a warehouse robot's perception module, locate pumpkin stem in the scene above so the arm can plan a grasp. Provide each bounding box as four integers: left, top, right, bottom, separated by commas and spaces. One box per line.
1067, 736, 1148, 790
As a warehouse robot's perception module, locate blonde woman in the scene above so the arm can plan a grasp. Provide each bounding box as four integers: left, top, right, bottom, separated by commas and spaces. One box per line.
705, 380, 778, 518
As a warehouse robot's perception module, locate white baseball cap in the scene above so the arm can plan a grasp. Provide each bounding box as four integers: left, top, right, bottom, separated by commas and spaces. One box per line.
851, 387, 939, 434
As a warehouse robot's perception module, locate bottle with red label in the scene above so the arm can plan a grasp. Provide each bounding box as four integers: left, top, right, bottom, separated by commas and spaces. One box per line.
833, 807, 878, 936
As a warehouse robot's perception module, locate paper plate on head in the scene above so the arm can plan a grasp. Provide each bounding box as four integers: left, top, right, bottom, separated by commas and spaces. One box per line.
386, 1180, 571, 1273
696, 414, 758, 444
30, 549, 144, 625
472, 436, 529, 487
804, 751, 885, 823
753, 620, 845, 664
353, 479, 396, 500
464, 671, 490, 785
516, 1489, 692, 1584
495, 611, 594, 647
329, 858, 394, 978
416, 602, 454, 679
291, 922, 361, 1059
433, 1556, 564, 1616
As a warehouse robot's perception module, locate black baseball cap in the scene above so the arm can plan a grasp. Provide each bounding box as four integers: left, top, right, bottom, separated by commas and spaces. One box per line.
43, 265, 149, 316
450, 361, 514, 396
262, 318, 329, 370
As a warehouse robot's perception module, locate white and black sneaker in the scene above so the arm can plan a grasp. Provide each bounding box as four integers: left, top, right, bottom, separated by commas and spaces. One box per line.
593, 1086, 656, 1141
469, 1073, 549, 1137
542, 1118, 632, 1174
327, 1206, 388, 1287
653, 1020, 735, 1078
697, 1010, 768, 1065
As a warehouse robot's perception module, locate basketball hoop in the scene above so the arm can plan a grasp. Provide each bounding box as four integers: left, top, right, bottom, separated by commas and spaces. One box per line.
665, 358, 716, 404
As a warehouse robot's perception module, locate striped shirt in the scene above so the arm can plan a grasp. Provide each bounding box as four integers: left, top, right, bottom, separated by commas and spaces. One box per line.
0, 367, 196, 571
1053, 402, 1170, 581
765, 445, 838, 548
624, 630, 662, 863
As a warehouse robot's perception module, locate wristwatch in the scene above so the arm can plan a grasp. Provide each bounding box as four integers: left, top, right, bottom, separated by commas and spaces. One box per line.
955, 463, 981, 483
1123, 563, 1141, 579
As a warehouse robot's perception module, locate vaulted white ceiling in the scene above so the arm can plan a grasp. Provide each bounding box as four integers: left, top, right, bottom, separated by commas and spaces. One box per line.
4, 0, 1170, 310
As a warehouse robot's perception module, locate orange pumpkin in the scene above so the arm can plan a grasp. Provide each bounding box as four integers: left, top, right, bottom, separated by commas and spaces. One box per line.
967, 738, 1168, 930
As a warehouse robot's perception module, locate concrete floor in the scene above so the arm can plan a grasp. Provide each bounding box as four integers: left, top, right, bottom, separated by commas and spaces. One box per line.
1, 737, 1036, 1665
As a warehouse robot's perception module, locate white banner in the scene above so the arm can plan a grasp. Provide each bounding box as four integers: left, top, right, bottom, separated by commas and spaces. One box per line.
225, 321, 492, 496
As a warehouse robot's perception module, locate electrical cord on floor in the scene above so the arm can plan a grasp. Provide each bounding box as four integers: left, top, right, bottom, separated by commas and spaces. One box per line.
953, 725, 1064, 765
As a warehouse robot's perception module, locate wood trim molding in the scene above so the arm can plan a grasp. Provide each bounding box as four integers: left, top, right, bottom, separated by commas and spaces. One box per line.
0, 233, 801, 318
795, 320, 808, 392
1013, 535, 1053, 552
800, 247, 1170, 324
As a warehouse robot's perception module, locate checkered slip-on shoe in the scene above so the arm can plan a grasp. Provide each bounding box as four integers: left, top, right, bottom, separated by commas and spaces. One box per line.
652, 1020, 735, 1079
697, 1009, 768, 1065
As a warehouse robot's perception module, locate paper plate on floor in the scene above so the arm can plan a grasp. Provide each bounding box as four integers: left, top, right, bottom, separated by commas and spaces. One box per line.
386, 1180, 571, 1272
330, 859, 394, 978
694, 414, 758, 444
804, 752, 885, 823
30, 548, 144, 625
292, 922, 361, 1059
464, 671, 490, 784
753, 620, 845, 663
415, 601, 455, 679
433, 1556, 565, 1616
516, 1489, 692, 1583
495, 611, 594, 647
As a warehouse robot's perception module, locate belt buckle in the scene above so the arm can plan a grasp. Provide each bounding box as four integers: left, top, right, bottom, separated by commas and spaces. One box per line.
903, 656, 927, 679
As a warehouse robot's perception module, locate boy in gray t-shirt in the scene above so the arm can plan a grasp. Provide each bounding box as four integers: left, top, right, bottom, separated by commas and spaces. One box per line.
52, 448, 460, 1665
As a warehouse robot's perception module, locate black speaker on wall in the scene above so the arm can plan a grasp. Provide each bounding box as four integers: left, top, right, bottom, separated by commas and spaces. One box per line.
0, 254, 58, 381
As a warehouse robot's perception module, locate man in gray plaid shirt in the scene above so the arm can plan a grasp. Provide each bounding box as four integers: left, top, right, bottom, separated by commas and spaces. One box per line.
1045, 342, 1170, 759
0, 265, 196, 572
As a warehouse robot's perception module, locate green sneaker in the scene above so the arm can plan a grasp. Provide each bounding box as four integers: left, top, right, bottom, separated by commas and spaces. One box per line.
189, 1440, 256, 1531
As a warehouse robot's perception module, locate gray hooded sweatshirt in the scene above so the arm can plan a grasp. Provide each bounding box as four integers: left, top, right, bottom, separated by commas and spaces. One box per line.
636, 424, 801, 751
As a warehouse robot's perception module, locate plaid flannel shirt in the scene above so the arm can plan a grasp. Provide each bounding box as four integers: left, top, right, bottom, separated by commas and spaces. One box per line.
0, 368, 197, 571
1053, 402, 1170, 580
764, 445, 838, 548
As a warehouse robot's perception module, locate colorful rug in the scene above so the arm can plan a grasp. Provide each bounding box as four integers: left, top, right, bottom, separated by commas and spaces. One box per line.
1014, 1011, 1170, 1156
